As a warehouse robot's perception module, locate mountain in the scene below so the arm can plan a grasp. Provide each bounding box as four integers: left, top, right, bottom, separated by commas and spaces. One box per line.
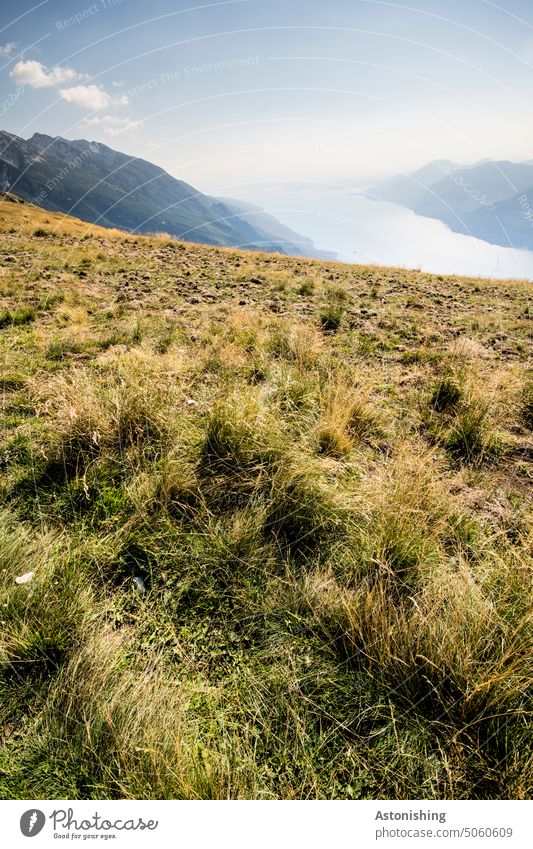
215, 196, 336, 259
0, 130, 327, 258
370, 158, 533, 249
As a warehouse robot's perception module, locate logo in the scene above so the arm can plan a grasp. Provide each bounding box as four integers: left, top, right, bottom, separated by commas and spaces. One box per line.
20, 810, 46, 837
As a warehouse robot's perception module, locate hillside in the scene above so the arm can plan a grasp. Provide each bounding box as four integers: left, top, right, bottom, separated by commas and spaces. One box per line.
0, 130, 324, 257
368, 159, 461, 209
370, 159, 533, 249
0, 198, 531, 800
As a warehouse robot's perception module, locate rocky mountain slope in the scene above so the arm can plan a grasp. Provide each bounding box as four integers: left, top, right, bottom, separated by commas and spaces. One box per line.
0, 130, 325, 257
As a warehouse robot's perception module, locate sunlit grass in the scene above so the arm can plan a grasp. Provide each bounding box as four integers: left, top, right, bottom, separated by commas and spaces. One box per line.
0, 198, 531, 801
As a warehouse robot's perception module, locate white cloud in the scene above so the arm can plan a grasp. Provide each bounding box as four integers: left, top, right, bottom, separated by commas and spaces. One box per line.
0, 43, 17, 58
10, 59, 78, 88
59, 84, 128, 111
59, 85, 111, 110
81, 115, 140, 136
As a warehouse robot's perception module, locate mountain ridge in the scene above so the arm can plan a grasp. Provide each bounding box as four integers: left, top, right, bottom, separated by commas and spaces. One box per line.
369, 157, 533, 250
0, 130, 329, 258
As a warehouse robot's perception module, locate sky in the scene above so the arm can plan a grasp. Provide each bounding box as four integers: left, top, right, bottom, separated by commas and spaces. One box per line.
0, 0, 533, 195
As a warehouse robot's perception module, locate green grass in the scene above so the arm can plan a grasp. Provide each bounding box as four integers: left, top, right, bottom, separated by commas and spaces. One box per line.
443, 404, 500, 462
430, 376, 463, 412
320, 303, 344, 332
0, 306, 36, 329
423, 369, 502, 464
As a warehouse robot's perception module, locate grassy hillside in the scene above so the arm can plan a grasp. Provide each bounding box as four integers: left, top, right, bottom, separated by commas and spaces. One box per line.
0, 131, 321, 256
0, 197, 531, 800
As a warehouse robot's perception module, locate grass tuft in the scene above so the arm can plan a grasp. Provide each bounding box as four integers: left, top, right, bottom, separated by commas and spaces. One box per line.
320, 303, 344, 332
430, 376, 463, 412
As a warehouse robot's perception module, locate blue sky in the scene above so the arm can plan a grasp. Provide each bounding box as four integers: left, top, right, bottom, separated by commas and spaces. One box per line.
1, 0, 533, 193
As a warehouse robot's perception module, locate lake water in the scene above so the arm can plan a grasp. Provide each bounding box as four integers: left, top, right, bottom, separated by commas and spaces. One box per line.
226, 183, 533, 280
